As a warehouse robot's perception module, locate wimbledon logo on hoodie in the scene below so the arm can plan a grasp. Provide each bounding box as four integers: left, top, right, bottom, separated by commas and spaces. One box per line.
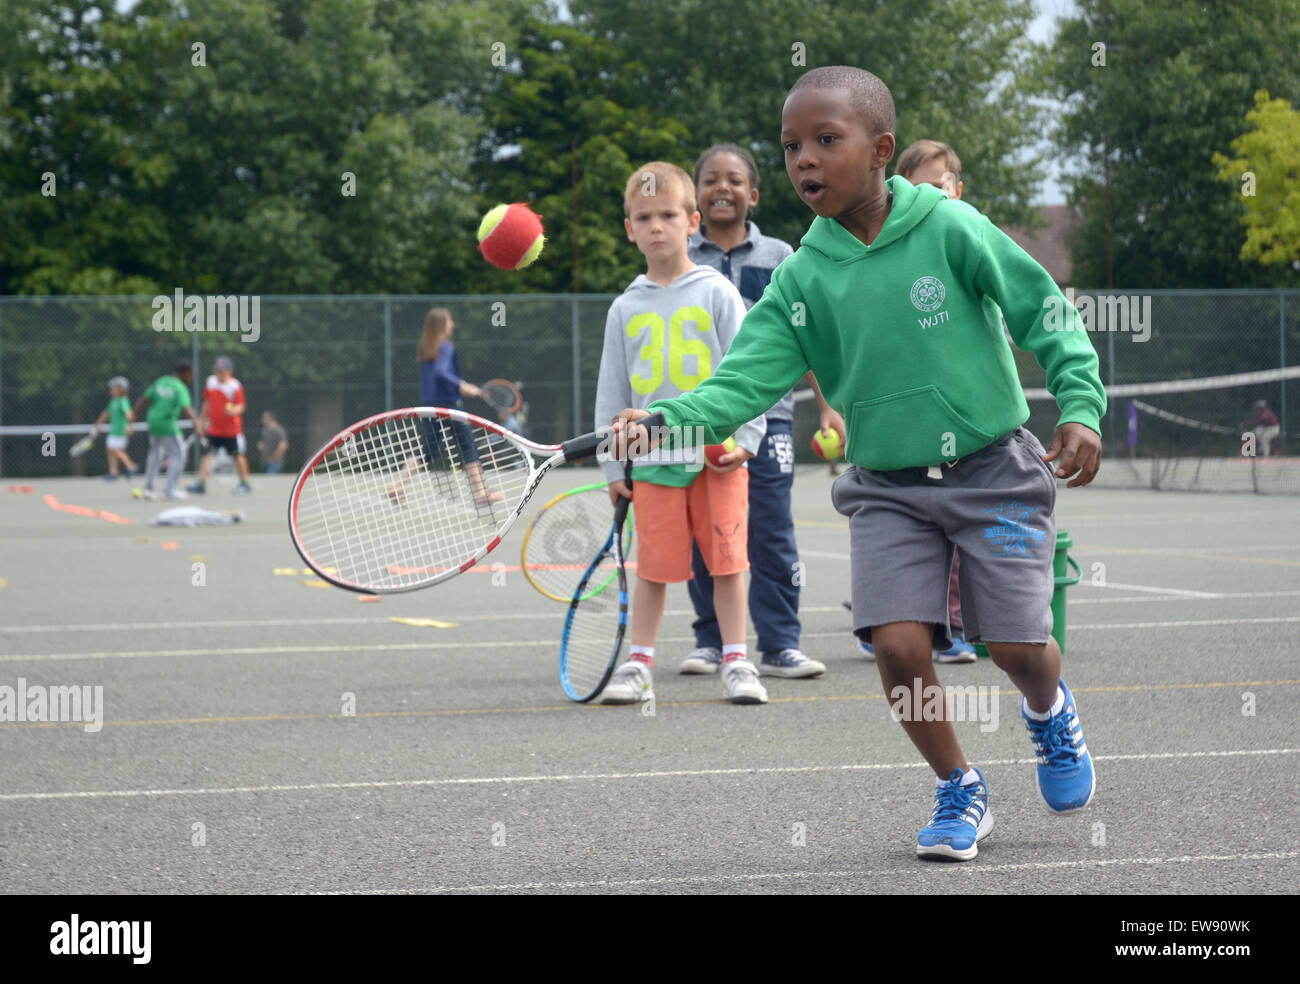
910, 276, 949, 328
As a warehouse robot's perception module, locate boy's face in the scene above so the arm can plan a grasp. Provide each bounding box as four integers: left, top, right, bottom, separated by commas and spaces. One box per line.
624, 191, 700, 262
110, 385, 125, 397
696, 153, 758, 228
905, 156, 963, 199
781, 87, 894, 219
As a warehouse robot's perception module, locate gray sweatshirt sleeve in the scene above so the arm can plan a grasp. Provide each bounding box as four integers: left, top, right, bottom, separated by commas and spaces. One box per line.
714, 284, 767, 455
594, 300, 633, 484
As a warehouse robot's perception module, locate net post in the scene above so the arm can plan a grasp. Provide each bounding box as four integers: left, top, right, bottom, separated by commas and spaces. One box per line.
384, 298, 393, 410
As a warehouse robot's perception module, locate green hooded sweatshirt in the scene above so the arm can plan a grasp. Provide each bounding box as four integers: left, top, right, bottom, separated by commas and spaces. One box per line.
650, 175, 1106, 472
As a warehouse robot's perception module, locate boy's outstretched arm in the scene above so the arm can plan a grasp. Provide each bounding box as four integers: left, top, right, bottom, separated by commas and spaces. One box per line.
973, 220, 1106, 487
621, 277, 811, 457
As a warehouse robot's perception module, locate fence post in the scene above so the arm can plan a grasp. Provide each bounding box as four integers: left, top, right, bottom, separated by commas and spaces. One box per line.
571, 294, 581, 437
191, 328, 200, 470
384, 298, 393, 409
0, 302, 5, 479
1281, 291, 1288, 444
1107, 317, 1116, 454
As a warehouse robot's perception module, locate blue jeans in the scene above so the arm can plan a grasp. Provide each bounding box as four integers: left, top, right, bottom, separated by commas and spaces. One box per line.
688, 420, 800, 654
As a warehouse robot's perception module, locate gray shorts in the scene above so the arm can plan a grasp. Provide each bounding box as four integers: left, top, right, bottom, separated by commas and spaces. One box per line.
832, 427, 1056, 649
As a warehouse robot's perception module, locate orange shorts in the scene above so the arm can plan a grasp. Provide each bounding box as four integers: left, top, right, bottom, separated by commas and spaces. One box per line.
632, 467, 749, 583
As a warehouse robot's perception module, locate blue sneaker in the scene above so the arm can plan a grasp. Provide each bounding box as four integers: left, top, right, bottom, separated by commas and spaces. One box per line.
759, 649, 826, 678
679, 647, 721, 675
935, 634, 978, 663
858, 638, 874, 661
916, 767, 993, 861
1022, 679, 1095, 813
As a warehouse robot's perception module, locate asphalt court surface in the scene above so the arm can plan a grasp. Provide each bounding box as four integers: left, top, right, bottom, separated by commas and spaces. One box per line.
2, 466, 1298, 894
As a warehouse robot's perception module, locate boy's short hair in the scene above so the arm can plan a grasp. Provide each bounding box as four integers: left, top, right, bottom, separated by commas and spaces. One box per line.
897, 139, 963, 183
174, 359, 193, 375
789, 65, 895, 138
623, 162, 697, 216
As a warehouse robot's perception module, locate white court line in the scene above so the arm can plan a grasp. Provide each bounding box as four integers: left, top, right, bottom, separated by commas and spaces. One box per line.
1072, 590, 1300, 605
5, 617, 1299, 662
1085, 581, 1220, 598
1, 748, 1294, 803
798, 549, 852, 561
311, 851, 1300, 894
0, 606, 852, 635
1072, 616, 1300, 630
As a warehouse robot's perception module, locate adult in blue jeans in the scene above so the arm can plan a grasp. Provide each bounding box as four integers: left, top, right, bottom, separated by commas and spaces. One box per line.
679, 143, 845, 678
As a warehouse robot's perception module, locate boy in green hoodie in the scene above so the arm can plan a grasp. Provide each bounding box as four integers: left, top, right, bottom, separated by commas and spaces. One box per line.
610, 66, 1105, 861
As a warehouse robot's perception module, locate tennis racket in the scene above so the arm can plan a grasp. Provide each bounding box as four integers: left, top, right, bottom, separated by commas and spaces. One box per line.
288, 406, 663, 593
521, 482, 634, 602
68, 432, 97, 458
558, 466, 632, 702
479, 379, 523, 414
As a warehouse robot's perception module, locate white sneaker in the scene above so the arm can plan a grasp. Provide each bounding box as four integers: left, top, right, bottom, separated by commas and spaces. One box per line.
679, 646, 722, 674
132, 487, 158, 501
600, 660, 654, 704
721, 658, 768, 704
165, 489, 188, 500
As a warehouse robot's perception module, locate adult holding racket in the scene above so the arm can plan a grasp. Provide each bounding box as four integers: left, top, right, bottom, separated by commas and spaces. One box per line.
388, 308, 504, 507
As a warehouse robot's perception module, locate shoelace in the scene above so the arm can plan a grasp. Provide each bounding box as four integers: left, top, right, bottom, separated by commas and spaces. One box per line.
931, 776, 981, 827
1028, 708, 1082, 766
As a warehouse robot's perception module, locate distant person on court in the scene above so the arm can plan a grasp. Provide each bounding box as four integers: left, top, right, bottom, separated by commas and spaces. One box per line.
610, 67, 1105, 860
596, 161, 769, 706
188, 356, 252, 495
92, 376, 138, 480
132, 360, 204, 501
682, 142, 844, 680
258, 410, 289, 474
1242, 399, 1280, 456
388, 308, 503, 506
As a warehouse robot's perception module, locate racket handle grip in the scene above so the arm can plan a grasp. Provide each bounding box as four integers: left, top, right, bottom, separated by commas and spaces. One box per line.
561, 411, 665, 463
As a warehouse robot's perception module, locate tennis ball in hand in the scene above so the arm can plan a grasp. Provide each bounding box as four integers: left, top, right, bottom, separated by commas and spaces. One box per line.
812, 428, 842, 460
704, 437, 737, 466
477, 202, 546, 270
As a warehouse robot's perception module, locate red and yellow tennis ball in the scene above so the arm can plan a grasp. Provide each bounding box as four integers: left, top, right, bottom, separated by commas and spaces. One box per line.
477, 202, 546, 270
704, 437, 737, 466
811, 428, 842, 460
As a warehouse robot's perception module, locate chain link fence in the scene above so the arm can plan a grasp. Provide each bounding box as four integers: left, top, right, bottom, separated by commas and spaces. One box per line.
1, 290, 1297, 479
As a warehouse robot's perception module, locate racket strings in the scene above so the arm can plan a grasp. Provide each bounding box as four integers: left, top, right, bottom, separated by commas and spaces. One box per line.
561, 541, 627, 699
523, 489, 621, 602
294, 414, 533, 590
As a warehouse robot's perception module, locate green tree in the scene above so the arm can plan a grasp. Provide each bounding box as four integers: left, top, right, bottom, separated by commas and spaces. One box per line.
1040, 0, 1300, 288
474, 17, 692, 294
1213, 90, 1300, 269
569, 0, 1048, 247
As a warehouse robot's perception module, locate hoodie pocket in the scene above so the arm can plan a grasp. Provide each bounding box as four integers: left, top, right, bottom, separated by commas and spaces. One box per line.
847, 385, 995, 471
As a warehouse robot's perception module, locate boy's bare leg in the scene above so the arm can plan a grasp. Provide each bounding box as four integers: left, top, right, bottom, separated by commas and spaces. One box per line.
988, 638, 1061, 714
236, 455, 250, 481
872, 621, 968, 778
712, 571, 746, 646
630, 576, 667, 648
